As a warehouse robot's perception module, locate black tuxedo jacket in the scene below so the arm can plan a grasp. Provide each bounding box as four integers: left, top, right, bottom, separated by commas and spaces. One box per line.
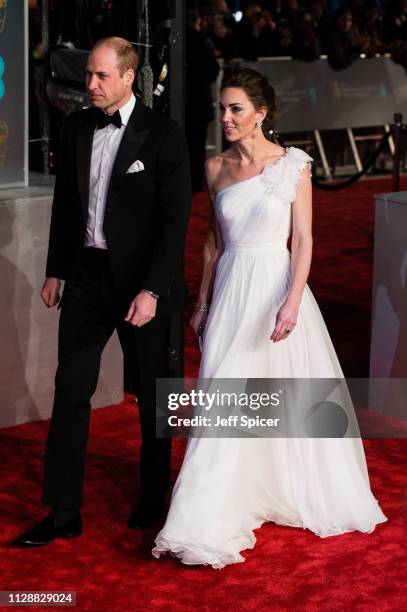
46, 100, 192, 316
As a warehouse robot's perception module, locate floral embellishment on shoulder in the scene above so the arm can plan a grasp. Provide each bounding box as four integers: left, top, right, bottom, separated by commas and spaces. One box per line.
259, 147, 291, 196
259, 147, 314, 205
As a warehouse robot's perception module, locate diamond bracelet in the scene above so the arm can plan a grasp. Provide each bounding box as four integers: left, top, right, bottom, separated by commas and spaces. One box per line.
194, 302, 210, 312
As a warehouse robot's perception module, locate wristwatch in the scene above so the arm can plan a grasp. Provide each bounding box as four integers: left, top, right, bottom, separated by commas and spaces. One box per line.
143, 289, 159, 299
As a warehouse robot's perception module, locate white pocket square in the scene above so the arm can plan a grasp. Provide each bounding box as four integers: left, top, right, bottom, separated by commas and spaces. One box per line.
126, 160, 145, 174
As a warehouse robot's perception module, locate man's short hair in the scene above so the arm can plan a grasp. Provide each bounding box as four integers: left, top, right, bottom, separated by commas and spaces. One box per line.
92, 36, 138, 76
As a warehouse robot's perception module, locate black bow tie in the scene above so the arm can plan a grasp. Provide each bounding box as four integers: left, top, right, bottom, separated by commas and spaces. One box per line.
96, 109, 122, 130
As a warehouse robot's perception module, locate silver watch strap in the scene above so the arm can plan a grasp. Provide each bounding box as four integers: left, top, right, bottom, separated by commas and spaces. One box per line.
143, 289, 159, 299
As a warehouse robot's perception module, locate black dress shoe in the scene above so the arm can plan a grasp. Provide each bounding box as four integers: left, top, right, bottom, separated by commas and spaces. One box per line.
15, 512, 82, 547
128, 499, 165, 529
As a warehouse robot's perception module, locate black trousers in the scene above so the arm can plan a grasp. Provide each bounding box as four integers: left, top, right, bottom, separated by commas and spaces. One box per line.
42, 248, 172, 511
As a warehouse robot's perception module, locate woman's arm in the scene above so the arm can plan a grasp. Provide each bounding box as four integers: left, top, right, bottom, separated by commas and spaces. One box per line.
190, 158, 225, 336
270, 162, 313, 342
287, 162, 313, 303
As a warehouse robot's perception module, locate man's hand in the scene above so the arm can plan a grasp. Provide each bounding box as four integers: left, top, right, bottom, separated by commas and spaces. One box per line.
125, 290, 157, 327
41, 277, 61, 308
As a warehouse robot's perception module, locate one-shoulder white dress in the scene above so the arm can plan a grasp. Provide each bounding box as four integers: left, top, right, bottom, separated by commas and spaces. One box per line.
151, 147, 388, 569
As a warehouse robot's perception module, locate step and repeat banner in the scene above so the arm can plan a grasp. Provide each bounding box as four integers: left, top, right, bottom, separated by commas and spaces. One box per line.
0, 0, 27, 188
227, 56, 407, 132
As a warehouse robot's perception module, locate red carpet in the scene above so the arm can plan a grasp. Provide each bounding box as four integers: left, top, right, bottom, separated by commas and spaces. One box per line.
1, 176, 407, 611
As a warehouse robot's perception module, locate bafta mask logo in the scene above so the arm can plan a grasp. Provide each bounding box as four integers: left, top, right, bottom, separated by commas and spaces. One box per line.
0, 120, 8, 167
0, 0, 7, 34
331, 81, 343, 100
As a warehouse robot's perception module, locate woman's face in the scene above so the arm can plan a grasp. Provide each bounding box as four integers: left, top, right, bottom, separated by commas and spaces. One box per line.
219, 87, 267, 142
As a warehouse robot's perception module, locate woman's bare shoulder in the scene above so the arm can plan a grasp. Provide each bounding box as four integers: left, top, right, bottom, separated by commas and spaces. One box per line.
205, 154, 227, 176
205, 153, 234, 190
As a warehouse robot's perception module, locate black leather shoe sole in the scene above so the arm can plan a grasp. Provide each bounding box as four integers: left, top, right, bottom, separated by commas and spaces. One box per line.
19, 528, 82, 546
15, 513, 82, 547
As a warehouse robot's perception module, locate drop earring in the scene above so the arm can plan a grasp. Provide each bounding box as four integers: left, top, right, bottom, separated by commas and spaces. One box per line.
256, 119, 263, 135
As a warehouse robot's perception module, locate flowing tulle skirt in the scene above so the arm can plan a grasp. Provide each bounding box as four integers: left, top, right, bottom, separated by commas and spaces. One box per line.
152, 246, 388, 568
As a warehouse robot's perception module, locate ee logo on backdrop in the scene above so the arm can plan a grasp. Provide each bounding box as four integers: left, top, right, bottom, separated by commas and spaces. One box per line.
0, 0, 10, 169
0, 56, 5, 100
0, 0, 6, 99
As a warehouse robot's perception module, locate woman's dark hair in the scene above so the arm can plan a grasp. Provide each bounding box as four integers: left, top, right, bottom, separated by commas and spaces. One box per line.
220, 68, 277, 139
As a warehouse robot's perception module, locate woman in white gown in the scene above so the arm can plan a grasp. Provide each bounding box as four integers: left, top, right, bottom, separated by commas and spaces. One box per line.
152, 68, 387, 569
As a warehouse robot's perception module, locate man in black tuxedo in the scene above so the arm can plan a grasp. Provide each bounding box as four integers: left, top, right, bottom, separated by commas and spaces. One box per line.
17, 37, 191, 546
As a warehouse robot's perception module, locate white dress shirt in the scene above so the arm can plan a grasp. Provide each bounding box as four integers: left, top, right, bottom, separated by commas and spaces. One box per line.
84, 93, 136, 249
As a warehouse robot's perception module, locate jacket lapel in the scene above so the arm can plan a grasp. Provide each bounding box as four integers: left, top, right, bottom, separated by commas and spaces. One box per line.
107, 101, 150, 197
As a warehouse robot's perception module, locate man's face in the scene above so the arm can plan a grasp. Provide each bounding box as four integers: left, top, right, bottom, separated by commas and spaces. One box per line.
86, 46, 133, 113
